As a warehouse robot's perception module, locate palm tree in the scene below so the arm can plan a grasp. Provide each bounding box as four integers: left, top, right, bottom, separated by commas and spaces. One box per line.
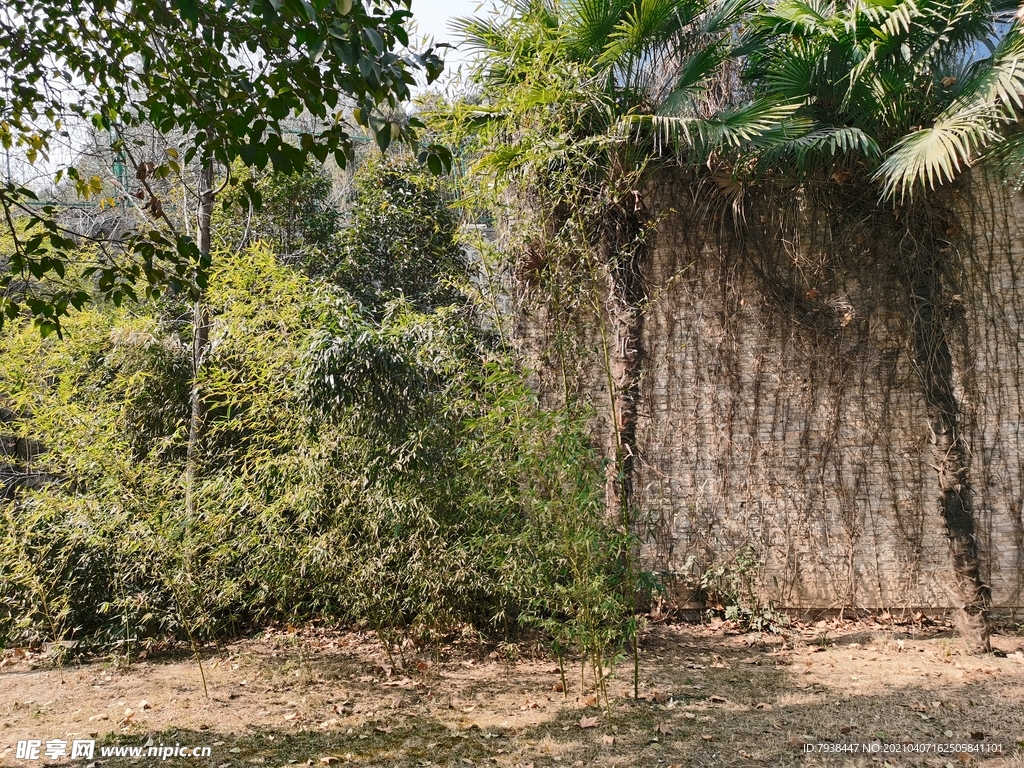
739, 0, 1023, 194
454, 0, 791, 520
736, 0, 1024, 651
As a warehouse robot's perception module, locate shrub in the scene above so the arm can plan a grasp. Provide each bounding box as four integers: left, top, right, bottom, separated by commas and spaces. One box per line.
0, 246, 630, 674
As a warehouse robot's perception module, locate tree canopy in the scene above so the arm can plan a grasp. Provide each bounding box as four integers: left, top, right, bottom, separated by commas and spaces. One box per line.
0, 0, 449, 334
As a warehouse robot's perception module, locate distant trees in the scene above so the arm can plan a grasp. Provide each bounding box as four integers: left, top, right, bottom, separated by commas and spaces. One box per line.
331, 156, 467, 314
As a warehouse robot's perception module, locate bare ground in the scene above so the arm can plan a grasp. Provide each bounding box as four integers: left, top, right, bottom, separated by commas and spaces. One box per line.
2, 617, 1023, 768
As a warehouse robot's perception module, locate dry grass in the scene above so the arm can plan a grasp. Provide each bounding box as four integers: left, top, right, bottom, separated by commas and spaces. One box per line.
1, 619, 1022, 767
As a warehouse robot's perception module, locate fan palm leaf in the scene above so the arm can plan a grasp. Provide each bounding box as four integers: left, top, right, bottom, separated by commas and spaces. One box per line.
875, 21, 1024, 197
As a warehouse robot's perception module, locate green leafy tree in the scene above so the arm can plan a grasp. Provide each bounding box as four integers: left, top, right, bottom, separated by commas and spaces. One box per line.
217, 161, 343, 271
1, 0, 455, 514
0, 0, 450, 334
331, 156, 467, 314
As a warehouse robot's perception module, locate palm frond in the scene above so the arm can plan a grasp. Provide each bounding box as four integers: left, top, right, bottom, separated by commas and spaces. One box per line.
565, 0, 636, 59
600, 0, 702, 65
875, 0, 919, 39
952, 22, 1024, 116
758, 125, 883, 171
702, 0, 758, 34
755, 0, 835, 37
657, 42, 730, 112
876, 105, 1001, 198
622, 98, 803, 157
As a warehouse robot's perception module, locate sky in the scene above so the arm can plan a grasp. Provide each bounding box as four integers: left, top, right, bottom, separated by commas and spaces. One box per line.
410, 0, 491, 82
411, 0, 480, 43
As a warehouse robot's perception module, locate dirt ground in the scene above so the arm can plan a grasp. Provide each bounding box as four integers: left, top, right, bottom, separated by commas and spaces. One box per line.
2, 617, 1023, 767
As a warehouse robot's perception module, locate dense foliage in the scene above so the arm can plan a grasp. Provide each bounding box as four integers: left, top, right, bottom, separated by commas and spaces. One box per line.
0, 160, 632, 678
4, 0, 1022, 670
0, 0, 449, 334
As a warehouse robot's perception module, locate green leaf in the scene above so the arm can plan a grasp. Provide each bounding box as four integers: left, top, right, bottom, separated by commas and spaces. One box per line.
177, 0, 199, 23
375, 124, 392, 152
298, 0, 317, 23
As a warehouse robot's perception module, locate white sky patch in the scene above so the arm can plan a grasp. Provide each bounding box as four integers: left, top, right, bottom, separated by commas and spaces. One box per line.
410, 0, 492, 86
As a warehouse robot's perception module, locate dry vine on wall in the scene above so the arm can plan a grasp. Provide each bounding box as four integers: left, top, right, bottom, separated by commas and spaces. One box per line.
516, 167, 1024, 650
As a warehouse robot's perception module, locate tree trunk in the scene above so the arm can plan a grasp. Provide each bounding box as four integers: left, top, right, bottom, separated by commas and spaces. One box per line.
910, 245, 991, 652
185, 160, 214, 516
601, 203, 646, 524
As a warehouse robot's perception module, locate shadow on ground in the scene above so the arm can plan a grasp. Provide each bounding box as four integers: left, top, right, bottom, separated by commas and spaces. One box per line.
3, 622, 1023, 767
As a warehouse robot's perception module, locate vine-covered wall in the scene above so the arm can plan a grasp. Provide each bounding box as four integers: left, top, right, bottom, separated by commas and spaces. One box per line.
515, 172, 1024, 612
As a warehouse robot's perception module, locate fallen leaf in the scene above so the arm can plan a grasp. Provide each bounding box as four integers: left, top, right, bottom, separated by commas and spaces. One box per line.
601, 734, 615, 745
755, 702, 772, 710
284, 712, 298, 721
701, 734, 714, 741
375, 726, 393, 734
709, 695, 727, 704
788, 734, 811, 749
139, 700, 151, 710
553, 681, 564, 693
580, 715, 599, 729
655, 723, 673, 735
582, 694, 597, 707
319, 758, 339, 765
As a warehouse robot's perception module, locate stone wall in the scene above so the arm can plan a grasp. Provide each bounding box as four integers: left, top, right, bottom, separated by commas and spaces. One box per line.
515, 173, 1024, 612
